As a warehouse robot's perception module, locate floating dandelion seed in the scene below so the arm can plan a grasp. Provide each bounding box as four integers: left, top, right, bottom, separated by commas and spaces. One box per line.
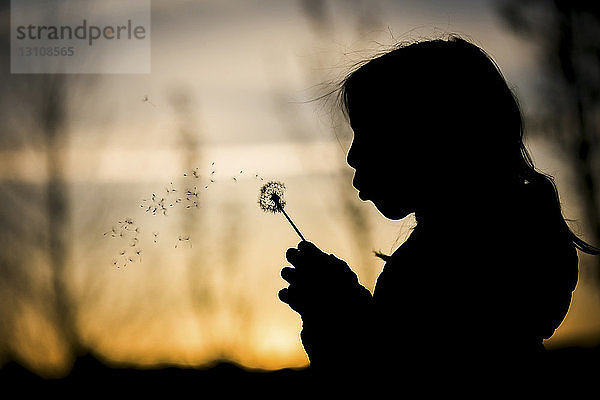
232, 169, 244, 182
166, 182, 176, 194
142, 95, 156, 107
103, 227, 118, 237
140, 194, 169, 216
258, 181, 305, 241
104, 217, 143, 268
175, 235, 191, 248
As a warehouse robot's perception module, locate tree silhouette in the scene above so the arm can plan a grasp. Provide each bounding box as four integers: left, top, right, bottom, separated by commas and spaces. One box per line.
0, 2, 86, 372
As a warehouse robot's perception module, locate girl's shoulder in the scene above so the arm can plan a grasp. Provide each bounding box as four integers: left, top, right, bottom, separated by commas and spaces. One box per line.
388, 228, 422, 264
374, 227, 423, 289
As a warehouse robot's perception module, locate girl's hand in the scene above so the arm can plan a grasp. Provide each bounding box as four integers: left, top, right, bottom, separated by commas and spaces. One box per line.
278, 241, 373, 366
278, 241, 364, 315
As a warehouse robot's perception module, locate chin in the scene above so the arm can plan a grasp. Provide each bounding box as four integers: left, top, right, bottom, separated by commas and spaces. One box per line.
372, 198, 412, 221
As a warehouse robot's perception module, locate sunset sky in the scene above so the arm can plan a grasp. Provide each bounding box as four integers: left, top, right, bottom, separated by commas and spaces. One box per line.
1, 0, 599, 377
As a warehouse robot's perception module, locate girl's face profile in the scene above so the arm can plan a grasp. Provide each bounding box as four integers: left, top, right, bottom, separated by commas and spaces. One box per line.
347, 115, 420, 221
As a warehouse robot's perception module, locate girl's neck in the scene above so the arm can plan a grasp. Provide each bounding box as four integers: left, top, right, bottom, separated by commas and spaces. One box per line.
414, 185, 513, 234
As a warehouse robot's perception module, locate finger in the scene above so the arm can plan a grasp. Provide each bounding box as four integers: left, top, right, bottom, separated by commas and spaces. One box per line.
286, 244, 319, 269
281, 266, 297, 284
328, 253, 347, 269
279, 286, 302, 313
278, 287, 289, 303
286, 247, 300, 266
298, 241, 327, 262
298, 241, 318, 253
281, 285, 305, 313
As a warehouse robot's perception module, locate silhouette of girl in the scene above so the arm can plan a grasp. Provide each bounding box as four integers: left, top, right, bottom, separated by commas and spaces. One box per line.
278, 36, 599, 380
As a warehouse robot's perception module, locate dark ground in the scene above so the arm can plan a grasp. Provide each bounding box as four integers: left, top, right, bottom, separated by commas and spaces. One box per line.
0, 353, 311, 395
1, 345, 600, 395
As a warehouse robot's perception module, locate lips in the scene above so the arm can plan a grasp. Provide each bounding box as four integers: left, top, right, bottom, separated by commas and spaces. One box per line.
353, 174, 366, 199
352, 173, 361, 190
357, 185, 369, 200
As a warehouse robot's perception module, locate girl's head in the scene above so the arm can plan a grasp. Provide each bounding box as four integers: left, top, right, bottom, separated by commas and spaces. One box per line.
340, 36, 598, 254
341, 36, 523, 219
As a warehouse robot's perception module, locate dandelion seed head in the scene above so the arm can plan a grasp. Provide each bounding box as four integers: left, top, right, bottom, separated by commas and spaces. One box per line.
258, 181, 286, 213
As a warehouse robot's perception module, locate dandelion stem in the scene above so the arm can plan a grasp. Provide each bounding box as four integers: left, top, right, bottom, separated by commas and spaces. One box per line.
276, 200, 305, 241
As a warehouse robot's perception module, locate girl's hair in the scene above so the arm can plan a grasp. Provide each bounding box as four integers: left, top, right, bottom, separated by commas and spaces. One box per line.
339, 35, 599, 257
